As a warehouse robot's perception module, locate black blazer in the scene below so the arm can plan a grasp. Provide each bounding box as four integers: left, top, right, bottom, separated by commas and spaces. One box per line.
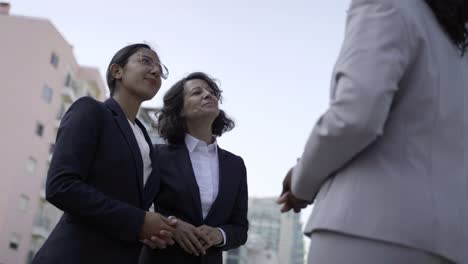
139, 143, 248, 264
32, 97, 160, 264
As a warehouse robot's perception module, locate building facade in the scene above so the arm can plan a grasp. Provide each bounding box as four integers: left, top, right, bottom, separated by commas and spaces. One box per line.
0, 4, 106, 263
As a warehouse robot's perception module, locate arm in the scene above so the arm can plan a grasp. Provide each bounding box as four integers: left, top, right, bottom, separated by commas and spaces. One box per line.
218, 158, 249, 251
46, 97, 145, 242
291, 0, 413, 201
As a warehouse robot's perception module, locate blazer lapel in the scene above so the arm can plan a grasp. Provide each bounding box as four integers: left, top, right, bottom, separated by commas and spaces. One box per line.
205, 147, 231, 222
174, 144, 204, 223
140, 121, 160, 210
105, 98, 144, 205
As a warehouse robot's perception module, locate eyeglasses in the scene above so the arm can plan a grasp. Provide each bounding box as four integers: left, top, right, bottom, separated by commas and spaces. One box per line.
137, 53, 169, 80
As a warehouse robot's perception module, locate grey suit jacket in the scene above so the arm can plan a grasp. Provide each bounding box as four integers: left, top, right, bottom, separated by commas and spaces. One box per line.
291, 0, 468, 262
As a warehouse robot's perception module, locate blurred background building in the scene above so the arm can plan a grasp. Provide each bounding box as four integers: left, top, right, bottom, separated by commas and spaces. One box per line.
137, 106, 165, 145
224, 197, 305, 264
0, 4, 106, 263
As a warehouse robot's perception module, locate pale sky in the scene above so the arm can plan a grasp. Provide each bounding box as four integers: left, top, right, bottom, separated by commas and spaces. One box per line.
12, 0, 351, 224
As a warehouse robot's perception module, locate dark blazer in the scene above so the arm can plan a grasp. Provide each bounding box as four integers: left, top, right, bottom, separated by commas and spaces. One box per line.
139, 143, 248, 264
32, 97, 160, 264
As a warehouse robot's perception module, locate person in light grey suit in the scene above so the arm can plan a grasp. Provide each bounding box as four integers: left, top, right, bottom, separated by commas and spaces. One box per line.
277, 0, 468, 263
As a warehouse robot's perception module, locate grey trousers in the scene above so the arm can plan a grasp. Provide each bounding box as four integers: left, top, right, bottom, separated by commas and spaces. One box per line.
307, 231, 454, 264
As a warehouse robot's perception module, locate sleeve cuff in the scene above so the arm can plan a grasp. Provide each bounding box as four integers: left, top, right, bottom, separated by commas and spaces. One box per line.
291, 162, 314, 202
216, 227, 227, 247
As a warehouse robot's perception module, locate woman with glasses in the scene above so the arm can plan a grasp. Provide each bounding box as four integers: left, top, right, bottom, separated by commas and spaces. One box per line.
32, 43, 176, 264
139, 72, 249, 264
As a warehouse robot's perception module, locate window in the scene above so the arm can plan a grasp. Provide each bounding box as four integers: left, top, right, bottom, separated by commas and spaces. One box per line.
27, 250, 35, 263
9, 233, 20, 250
17, 195, 29, 211
26, 157, 37, 174
56, 104, 66, 120
65, 73, 71, 87
65, 74, 80, 93
50, 52, 59, 68
226, 259, 238, 264
35, 122, 44, 137
42, 85, 53, 103
49, 143, 55, 155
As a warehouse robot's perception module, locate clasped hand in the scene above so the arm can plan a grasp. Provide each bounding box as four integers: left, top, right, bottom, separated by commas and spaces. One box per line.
277, 167, 310, 213
139, 212, 178, 250
144, 219, 223, 256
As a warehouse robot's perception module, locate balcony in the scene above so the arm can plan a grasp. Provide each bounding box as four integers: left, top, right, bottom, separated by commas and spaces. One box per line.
39, 188, 46, 200
31, 222, 50, 239
61, 85, 77, 102
32, 214, 52, 237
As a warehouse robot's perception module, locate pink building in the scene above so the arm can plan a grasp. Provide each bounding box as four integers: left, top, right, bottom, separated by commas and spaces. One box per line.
0, 4, 106, 263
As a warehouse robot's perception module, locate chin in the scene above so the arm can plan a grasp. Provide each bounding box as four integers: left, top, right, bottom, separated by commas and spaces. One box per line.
207, 111, 220, 120
147, 87, 161, 98
139, 92, 158, 101
204, 109, 220, 116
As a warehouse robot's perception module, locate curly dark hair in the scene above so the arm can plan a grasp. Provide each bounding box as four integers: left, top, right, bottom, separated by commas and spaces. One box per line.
425, 0, 468, 55
157, 72, 235, 145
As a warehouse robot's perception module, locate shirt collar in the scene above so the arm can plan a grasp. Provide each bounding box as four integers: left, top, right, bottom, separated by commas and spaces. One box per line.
184, 133, 218, 153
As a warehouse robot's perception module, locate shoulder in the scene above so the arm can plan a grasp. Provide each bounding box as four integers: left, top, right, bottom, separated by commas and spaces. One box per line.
346, 0, 419, 50
62, 97, 106, 125
219, 147, 245, 166
349, 0, 419, 17
68, 96, 105, 114
153, 143, 180, 155
350, 0, 400, 7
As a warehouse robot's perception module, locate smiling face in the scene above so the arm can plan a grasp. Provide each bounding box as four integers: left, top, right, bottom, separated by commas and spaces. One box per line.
180, 78, 220, 123
111, 47, 162, 101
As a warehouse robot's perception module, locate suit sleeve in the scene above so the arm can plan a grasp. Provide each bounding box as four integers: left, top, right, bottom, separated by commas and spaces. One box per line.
46, 97, 145, 242
218, 157, 249, 251
291, 0, 414, 201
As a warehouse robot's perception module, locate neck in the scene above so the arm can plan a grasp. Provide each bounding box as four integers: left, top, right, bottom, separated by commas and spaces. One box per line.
112, 90, 142, 122
186, 119, 214, 144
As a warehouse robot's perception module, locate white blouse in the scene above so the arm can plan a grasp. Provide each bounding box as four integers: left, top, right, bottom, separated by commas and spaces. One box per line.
184, 133, 219, 219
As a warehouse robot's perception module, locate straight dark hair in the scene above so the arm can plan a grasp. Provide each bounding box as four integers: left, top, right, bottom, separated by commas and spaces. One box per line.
106, 43, 156, 96
425, 0, 468, 55
157, 72, 235, 145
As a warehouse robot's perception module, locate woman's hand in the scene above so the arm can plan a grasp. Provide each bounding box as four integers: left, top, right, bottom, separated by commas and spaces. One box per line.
196, 225, 224, 251
139, 212, 177, 243
142, 229, 174, 249
173, 219, 210, 256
